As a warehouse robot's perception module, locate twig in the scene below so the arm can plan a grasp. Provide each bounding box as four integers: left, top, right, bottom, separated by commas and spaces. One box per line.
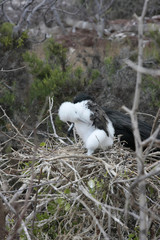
0, 106, 34, 147
0, 66, 26, 72
151, 108, 160, 135
123, 1, 150, 239
130, 164, 160, 190
79, 185, 128, 230
78, 198, 110, 240
0, 192, 31, 240
124, 59, 160, 76
48, 97, 73, 145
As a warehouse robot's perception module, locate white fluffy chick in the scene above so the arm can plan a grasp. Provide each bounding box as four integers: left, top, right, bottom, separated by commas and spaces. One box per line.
58, 100, 114, 155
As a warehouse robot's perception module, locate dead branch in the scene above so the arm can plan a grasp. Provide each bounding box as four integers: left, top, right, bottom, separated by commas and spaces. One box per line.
123, 1, 154, 239
48, 96, 73, 145
1, 133, 159, 239
151, 108, 160, 134
78, 198, 110, 240
124, 59, 160, 76
0, 66, 26, 72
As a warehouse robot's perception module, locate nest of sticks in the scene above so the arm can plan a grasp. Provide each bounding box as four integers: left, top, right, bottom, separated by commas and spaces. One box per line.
0, 129, 160, 239
0, 101, 160, 239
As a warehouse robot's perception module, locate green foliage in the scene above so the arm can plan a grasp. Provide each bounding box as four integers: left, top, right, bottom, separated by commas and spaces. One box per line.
33, 201, 58, 239
146, 29, 160, 49
87, 68, 100, 85
0, 22, 28, 50
104, 56, 116, 78
39, 142, 46, 147
91, 69, 100, 80
23, 50, 65, 103
74, 66, 84, 80
23, 39, 88, 106
0, 89, 15, 106
44, 38, 67, 71
128, 233, 139, 240
143, 30, 160, 72
144, 42, 160, 63
87, 176, 107, 201
30, 197, 71, 239
128, 226, 139, 240
0, 82, 15, 111
16, 30, 28, 48
0, 22, 14, 48
142, 75, 160, 108
140, 30, 160, 108
72, 66, 90, 88
64, 188, 71, 194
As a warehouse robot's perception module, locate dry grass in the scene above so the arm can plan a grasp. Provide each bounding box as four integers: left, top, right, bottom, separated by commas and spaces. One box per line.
1, 130, 160, 239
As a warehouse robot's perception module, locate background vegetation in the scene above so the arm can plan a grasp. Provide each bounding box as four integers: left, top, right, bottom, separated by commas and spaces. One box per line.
0, 0, 160, 239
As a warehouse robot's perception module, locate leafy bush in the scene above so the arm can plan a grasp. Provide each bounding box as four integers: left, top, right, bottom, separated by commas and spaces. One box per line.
142, 29, 160, 107
44, 38, 67, 71
0, 22, 28, 50
0, 22, 13, 48
0, 82, 16, 111
23, 39, 91, 106
142, 75, 160, 107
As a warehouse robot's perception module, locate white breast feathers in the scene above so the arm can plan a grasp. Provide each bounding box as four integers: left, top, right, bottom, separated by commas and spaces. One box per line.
58, 100, 115, 155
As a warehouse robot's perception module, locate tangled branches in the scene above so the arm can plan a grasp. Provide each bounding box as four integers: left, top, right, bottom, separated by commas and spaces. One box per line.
0, 104, 160, 239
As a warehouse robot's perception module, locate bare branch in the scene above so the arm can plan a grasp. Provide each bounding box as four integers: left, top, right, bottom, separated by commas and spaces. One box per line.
48, 97, 73, 145
78, 198, 110, 240
130, 164, 160, 190
1, 1, 14, 24
124, 59, 160, 76
0, 66, 26, 72
123, 1, 151, 239
151, 108, 160, 134
26, 0, 49, 27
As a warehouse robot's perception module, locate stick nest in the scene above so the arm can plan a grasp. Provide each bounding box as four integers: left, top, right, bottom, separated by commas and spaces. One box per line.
1, 133, 160, 240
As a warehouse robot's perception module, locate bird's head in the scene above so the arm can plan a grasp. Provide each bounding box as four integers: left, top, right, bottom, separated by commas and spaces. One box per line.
58, 102, 79, 123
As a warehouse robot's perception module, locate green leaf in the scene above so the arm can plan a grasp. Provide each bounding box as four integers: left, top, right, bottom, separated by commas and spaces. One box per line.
64, 188, 71, 194
40, 142, 46, 147
64, 203, 70, 211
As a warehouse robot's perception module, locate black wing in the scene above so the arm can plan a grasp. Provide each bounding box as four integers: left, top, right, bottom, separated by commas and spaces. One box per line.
103, 107, 160, 150
87, 101, 110, 136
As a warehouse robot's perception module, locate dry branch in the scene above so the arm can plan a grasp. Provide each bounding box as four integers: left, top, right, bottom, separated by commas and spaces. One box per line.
0, 130, 159, 239
123, 1, 160, 239
124, 59, 160, 76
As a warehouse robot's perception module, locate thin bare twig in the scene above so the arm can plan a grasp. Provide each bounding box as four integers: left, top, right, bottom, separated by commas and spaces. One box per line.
123, 1, 152, 239
124, 59, 160, 76
0, 66, 26, 72
48, 96, 73, 145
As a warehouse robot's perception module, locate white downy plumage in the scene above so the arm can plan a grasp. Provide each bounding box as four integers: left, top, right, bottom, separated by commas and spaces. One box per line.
58, 100, 114, 155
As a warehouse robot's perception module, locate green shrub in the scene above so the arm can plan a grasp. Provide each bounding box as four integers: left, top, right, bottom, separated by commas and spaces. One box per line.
142, 75, 160, 107
105, 56, 116, 76
0, 22, 14, 48
23, 39, 90, 106
0, 82, 16, 111
44, 38, 67, 71
143, 29, 160, 108
16, 30, 28, 48
0, 22, 28, 50
23, 50, 70, 104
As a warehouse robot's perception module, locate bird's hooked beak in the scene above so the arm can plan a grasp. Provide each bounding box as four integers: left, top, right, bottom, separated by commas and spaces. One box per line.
67, 123, 74, 137
67, 117, 90, 137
